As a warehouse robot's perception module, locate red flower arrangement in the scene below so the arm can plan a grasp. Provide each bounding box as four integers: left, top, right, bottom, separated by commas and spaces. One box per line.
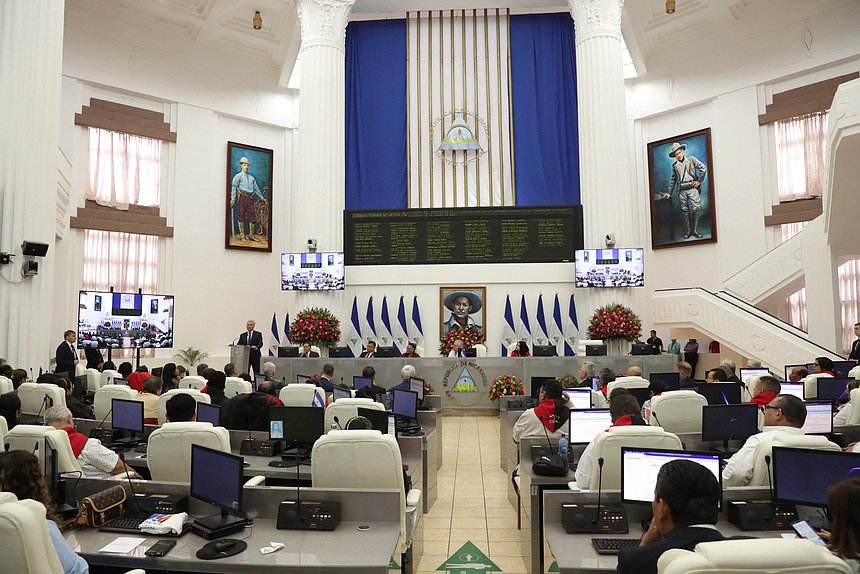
424, 380, 436, 395
289, 307, 341, 348
586, 303, 642, 342
439, 326, 482, 355
488, 374, 525, 400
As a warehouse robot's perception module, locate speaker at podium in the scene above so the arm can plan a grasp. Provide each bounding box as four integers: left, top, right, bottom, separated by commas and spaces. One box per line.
229, 344, 250, 375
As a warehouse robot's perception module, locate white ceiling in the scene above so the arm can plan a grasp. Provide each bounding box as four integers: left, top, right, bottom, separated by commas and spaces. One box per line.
63, 0, 855, 88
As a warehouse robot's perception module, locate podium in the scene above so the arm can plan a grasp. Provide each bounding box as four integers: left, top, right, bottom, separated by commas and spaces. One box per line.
230, 345, 250, 375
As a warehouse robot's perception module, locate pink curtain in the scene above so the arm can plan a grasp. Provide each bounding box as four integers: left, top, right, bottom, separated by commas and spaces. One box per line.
82, 230, 158, 293
780, 222, 807, 242
787, 287, 808, 332
775, 112, 827, 201
86, 128, 161, 209
839, 259, 860, 354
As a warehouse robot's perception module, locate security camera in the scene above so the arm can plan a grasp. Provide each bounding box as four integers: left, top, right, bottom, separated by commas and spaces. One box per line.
21, 241, 49, 257
307, 238, 317, 253
605, 233, 616, 247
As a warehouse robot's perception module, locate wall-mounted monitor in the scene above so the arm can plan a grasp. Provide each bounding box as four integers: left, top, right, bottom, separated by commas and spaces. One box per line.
281, 252, 344, 291
574, 248, 644, 288
77, 291, 174, 349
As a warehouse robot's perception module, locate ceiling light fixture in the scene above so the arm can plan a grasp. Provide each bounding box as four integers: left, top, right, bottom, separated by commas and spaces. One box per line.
253, 11, 263, 30
666, 0, 676, 14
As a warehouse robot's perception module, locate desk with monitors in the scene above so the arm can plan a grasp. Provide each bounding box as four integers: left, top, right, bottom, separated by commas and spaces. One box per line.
567, 409, 611, 445
565, 388, 592, 410
111, 398, 145, 446
780, 382, 804, 400
739, 367, 769, 382
815, 377, 852, 402
648, 372, 680, 391
773, 446, 860, 520
801, 402, 834, 435
696, 382, 742, 405
700, 404, 759, 453
805, 361, 856, 378
197, 403, 221, 427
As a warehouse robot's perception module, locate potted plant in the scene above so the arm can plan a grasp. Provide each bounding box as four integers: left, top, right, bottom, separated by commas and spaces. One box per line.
586, 303, 642, 354
289, 307, 341, 349
174, 347, 209, 366
488, 374, 525, 401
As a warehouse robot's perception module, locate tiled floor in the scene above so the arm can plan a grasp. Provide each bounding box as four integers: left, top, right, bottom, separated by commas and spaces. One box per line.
413, 414, 529, 573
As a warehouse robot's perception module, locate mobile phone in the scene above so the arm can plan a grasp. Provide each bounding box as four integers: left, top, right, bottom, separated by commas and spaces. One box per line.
791, 519, 826, 546
145, 539, 177, 557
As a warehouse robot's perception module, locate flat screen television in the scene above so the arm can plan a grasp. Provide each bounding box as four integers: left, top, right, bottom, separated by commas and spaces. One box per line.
574, 248, 644, 288
281, 252, 345, 291
77, 291, 174, 349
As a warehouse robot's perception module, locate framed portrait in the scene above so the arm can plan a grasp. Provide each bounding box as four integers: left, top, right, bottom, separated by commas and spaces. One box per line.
647, 128, 717, 249
440, 286, 486, 337
225, 141, 273, 252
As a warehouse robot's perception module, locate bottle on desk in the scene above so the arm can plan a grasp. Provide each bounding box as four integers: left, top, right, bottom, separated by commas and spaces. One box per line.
558, 433, 569, 455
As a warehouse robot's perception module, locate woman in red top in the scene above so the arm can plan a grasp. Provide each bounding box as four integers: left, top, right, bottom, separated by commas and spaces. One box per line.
511, 341, 530, 357
813, 357, 837, 377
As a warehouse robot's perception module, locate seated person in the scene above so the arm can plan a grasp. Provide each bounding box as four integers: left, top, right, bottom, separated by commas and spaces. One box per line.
0, 450, 90, 574
299, 343, 320, 358
138, 376, 161, 425
511, 341, 530, 357
115, 361, 132, 379
677, 361, 695, 389
447, 339, 467, 358
577, 361, 597, 387
201, 371, 228, 406
196, 363, 209, 376
641, 380, 668, 422
597, 367, 616, 397
512, 380, 570, 443
176, 365, 187, 380
617, 459, 728, 574
56, 376, 93, 420
224, 362, 239, 378
317, 364, 335, 394
401, 342, 420, 358
0, 393, 21, 429
359, 341, 377, 358
813, 356, 836, 376
834, 380, 860, 427
705, 367, 728, 383
0, 364, 12, 379
127, 366, 149, 391
722, 394, 806, 487
749, 375, 780, 408
575, 393, 647, 488
360, 366, 387, 397
626, 365, 643, 377
720, 359, 742, 383
788, 366, 808, 382
823, 478, 860, 572
389, 365, 418, 394
165, 393, 196, 423
43, 406, 140, 479
220, 384, 283, 431
160, 363, 180, 393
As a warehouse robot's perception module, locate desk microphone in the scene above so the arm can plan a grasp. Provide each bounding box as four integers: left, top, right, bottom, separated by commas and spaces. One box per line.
333, 416, 343, 430
650, 411, 664, 428
764, 454, 775, 521
90, 408, 113, 440
34, 394, 50, 423
540, 417, 556, 456
593, 457, 605, 524
118, 452, 147, 515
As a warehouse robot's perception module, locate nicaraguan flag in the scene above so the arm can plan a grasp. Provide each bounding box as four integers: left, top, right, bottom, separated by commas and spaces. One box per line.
365, 296, 378, 342
392, 296, 410, 354
549, 294, 564, 356
378, 296, 394, 346
312, 390, 325, 408
283, 313, 291, 346
501, 295, 516, 356
535, 294, 549, 346
563, 293, 579, 356
347, 296, 363, 358
269, 312, 280, 356
517, 294, 532, 346
409, 295, 424, 345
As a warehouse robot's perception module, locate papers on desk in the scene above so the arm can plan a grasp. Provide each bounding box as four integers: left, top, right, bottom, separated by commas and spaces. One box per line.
98, 536, 146, 554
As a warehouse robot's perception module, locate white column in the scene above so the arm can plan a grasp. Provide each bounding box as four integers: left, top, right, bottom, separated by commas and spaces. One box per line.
0, 0, 65, 370
292, 0, 355, 253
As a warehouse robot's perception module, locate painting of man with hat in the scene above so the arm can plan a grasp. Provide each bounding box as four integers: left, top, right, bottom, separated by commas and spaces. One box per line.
647, 128, 717, 249
226, 141, 273, 252
440, 287, 486, 336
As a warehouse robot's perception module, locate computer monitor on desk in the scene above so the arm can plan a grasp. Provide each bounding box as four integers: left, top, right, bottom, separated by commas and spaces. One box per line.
357, 407, 396, 435
392, 389, 419, 432
817, 378, 852, 402
113, 378, 130, 386
332, 386, 351, 401
567, 409, 611, 444
627, 387, 652, 409
277, 346, 299, 358
784, 364, 807, 381
72, 375, 88, 401
190, 444, 246, 533
111, 398, 144, 445
696, 382, 742, 405
739, 368, 769, 381
621, 447, 722, 508
649, 372, 680, 391
268, 406, 325, 468
780, 382, 804, 400
700, 404, 759, 453
254, 374, 267, 390
409, 378, 425, 401
353, 376, 372, 391
801, 402, 833, 435
565, 388, 592, 409
197, 403, 221, 426
297, 374, 312, 384
773, 447, 860, 508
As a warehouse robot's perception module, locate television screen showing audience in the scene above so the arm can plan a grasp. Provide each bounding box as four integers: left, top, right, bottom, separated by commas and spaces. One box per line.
77, 291, 174, 349
281, 252, 345, 291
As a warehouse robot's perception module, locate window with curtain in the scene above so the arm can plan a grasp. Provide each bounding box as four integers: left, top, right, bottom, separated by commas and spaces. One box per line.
87, 127, 161, 209
838, 259, 860, 354
780, 221, 807, 242
774, 111, 827, 201
786, 287, 807, 332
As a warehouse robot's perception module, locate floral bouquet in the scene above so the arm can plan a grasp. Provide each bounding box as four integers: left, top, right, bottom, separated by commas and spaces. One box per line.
439, 326, 482, 355
488, 374, 525, 400
586, 303, 642, 342
289, 307, 341, 348
424, 380, 436, 395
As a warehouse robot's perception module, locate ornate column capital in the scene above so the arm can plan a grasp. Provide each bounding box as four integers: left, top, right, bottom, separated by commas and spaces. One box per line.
567, 0, 625, 44
297, 0, 355, 52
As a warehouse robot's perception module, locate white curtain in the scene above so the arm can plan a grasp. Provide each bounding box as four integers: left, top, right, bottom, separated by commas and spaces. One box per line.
838, 259, 860, 354
787, 287, 807, 332
86, 127, 161, 209
775, 112, 827, 201
780, 221, 807, 243
82, 230, 159, 294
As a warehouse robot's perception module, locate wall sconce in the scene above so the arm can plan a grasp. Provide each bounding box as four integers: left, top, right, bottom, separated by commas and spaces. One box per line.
253, 11, 263, 30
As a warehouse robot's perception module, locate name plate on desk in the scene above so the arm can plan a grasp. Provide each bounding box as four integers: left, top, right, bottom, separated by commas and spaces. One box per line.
562, 504, 629, 534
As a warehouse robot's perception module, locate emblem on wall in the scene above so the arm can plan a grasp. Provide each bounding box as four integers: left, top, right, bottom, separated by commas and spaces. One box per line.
441, 360, 489, 406
431, 110, 488, 167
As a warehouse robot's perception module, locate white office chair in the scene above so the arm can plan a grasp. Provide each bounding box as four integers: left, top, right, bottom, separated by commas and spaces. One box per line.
179, 375, 206, 391
747, 433, 841, 487
591, 389, 608, 409
415, 345, 426, 357
742, 374, 762, 402
224, 377, 252, 398
84, 368, 101, 392
0, 375, 12, 394
802, 373, 834, 399
17, 383, 65, 416
648, 390, 708, 433
606, 376, 650, 397
0, 417, 8, 450
658, 538, 852, 574
147, 421, 231, 482
572, 426, 683, 490
279, 383, 326, 408
74, 364, 86, 377
845, 388, 860, 425
473, 343, 487, 357
324, 398, 384, 432
4, 425, 83, 475
156, 389, 211, 425
310, 345, 322, 356
311, 430, 421, 555
100, 369, 120, 387
93, 385, 140, 421
850, 365, 860, 380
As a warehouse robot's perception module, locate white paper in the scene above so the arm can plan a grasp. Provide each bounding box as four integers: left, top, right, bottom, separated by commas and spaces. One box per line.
98, 537, 146, 554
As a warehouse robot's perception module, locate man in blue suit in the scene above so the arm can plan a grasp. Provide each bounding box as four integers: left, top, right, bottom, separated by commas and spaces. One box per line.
617, 459, 727, 574
238, 320, 263, 377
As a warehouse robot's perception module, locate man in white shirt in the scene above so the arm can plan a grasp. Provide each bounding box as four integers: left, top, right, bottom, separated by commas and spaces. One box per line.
722, 394, 806, 487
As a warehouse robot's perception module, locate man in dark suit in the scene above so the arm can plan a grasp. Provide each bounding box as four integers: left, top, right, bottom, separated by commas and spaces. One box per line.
299, 343, 320, 358
55, 330, 79, 378
238, 320, 264, 376
359, 341, 377, 358
850, 322, 860, 362
617, 459, 726, 574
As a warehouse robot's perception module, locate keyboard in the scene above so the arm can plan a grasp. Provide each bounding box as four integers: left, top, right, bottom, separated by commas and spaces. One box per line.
591, 538, 640, 555
98, 516, 144, 534
134, 445, 147, 453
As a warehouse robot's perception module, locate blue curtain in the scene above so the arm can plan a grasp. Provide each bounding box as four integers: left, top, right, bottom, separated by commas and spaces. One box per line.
345, 20, 407, 210
509, 13, 580, 206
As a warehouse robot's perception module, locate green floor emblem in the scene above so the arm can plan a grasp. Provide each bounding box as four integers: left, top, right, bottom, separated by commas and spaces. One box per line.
548, 560, 559, 571
437, 541, 501, 572
452, 368, 479, 392
388, 557, 400, 569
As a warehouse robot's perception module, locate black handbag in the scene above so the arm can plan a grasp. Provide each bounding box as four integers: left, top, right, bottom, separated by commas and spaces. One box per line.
532, 453, 569, 476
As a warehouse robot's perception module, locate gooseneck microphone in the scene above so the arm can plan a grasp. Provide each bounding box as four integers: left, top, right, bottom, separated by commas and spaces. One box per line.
333, 416, 343, 430
540, 416, 556, 455
34, 394, 50, 423
764, 454, 775, 521
118, 452, 147, 515
593, 457, 605, 524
